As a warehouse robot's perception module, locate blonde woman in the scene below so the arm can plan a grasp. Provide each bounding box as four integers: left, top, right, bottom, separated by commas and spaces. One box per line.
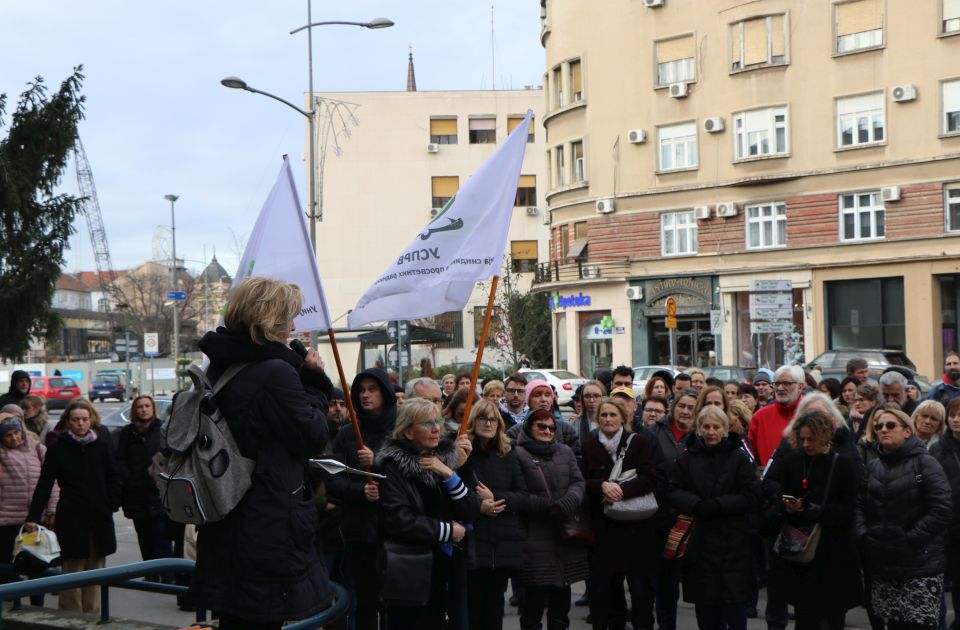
912, 400, 946, 448
460, 399, 528, 630
482, 380, 506, 405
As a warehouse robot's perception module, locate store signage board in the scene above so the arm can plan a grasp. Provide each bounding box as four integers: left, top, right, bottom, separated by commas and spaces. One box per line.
750, 322, 793, 334
751, 308, 794, 321
749, 292, 792, 307
750, 280, 792, 292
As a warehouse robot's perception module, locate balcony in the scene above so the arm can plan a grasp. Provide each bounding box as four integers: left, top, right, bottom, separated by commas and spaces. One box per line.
533, 259, 631, 286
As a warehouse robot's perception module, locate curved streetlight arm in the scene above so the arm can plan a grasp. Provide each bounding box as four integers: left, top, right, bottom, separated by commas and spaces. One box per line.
289, 19, 390, 35
242, 85, 311, 119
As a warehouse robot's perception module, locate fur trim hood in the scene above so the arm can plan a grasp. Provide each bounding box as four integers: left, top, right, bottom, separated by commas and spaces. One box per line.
375, 437, 460, 488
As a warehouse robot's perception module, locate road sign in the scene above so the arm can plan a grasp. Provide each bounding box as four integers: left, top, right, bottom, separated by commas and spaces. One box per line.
665, 316, 677, 329
388, 345, 409, 367
710, 309, 723, 335
749, 292, 793, 307
144, 333, 159, 357
166, 291, 187, 301
751, 308, 794, 321
750, 322, 793, 334
495, 331, 510, 347
750, 280, 792, 292
665, 296, 678, 317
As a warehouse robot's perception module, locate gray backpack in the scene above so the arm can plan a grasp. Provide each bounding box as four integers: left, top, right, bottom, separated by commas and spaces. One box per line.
157, 363, 256, 525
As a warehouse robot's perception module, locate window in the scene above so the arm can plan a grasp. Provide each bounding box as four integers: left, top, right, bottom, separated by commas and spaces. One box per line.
511, 240, 539, 273
572, 141, 585, 182
840, 191, 885, 241
473, 305, 503, 348
508, 115, 535, 143
730, 15, 786, 70
574, 221, 588, 240
836, 92, 885, 147
656, 35, 695, 86
946, 185, 960, 231
569, 60, 583, 101
658, 121, 698, 171
945, 0, 960, 34
560, 224, 570, 258
827, 277, 904, 349
433, 311, 464, 348
431, 176, 459, 209
661, 210, 698, 255
552, 66, 563, 108
429, 118, 457, 144
746, 202, 787, 249
555, 145, 566, 187
468, 118, 496, 144
515, 175, 537, 207
944, 80, 960, 135
835, 0, 883, 53
733, 106, 788, 159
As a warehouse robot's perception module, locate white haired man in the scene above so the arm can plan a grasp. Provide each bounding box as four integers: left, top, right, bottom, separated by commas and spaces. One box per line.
747, 365, 804, 467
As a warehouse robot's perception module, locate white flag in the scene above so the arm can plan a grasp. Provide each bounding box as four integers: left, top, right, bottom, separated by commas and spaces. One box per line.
348, 111, 533, 328
233, 156, 332, 332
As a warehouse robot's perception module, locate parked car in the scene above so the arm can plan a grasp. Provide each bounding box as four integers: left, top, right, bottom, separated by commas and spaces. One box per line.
518, 368, 588, 408
704, 365, 757, 384
631, 366, 682, 397
88, 373, 126, 402
100, 397, 174, 434
806, 348, 917, 373
29, 376, 82, 410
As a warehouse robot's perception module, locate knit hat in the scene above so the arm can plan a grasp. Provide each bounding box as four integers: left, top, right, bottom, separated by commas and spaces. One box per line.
1, 404, 24, 420
752, 372, 772, 385
525, 379, 553, 405
330, 388, 345, 401
0, 418, 22, 440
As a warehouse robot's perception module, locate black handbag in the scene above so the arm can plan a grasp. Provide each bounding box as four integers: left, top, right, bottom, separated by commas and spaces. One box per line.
379, 541, 434, 606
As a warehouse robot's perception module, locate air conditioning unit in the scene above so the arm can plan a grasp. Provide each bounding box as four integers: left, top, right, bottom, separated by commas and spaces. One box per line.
891, 84, 917, 103
693, 205, 711, 220
582, 266, 601, 278
669, 82, 688, 99
703, 117, 724, 133
427, 143, 440, 153
628, 129, 647, 144
430, 208, 440, 217
542, 210, 552, 225
881, 186, 901, 202
716, 201, 738, 218
525, 206, 539, 216
626, 286, 644, 301
596, 198, 616, 214
644, 0, 665, 7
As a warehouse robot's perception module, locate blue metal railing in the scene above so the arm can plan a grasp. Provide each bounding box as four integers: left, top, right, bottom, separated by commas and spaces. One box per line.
0, 559, 349, 628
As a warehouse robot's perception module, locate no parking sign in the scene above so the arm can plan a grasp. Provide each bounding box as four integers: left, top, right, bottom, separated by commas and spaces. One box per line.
144, 333, 159, 357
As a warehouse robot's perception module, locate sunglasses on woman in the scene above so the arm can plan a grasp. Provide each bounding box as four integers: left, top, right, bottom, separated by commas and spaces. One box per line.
534, 422, 557, 432
874, 421, 902, 432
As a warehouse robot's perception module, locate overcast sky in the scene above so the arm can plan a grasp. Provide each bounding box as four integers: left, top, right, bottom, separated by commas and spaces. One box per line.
0, 1, 544, 277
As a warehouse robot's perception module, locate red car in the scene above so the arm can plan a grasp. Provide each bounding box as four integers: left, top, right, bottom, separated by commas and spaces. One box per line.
30, 376, 82, 409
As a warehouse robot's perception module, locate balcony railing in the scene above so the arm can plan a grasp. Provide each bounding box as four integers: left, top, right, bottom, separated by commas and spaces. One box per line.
533, 259, 631, 285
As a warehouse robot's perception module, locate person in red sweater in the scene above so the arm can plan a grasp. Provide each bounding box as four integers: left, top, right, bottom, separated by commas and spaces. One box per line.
747, 365, 804, 467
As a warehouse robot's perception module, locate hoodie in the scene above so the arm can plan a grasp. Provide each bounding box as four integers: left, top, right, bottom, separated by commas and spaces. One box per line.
0, 370, 31, 408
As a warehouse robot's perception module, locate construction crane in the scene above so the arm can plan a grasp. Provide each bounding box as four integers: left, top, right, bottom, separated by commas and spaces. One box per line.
73, 138, 119, 310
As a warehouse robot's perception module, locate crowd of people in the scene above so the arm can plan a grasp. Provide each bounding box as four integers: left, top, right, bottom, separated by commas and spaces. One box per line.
2, 277, 960, 630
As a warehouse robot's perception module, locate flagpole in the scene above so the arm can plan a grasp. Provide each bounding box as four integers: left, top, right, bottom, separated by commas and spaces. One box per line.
326, 328, 372, 481
458, 275, 499, 437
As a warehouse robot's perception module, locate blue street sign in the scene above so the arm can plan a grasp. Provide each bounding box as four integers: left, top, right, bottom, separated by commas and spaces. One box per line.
166, 291, 187, 301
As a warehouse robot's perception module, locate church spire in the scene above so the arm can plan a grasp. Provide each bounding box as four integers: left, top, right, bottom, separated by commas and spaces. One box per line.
406, 45, 417, 92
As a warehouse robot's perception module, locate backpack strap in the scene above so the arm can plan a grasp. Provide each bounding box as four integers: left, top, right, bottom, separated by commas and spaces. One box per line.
211, 363, 250, 396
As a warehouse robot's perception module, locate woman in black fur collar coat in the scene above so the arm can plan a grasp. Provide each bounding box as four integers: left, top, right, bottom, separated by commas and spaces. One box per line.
376, 398, 481, 630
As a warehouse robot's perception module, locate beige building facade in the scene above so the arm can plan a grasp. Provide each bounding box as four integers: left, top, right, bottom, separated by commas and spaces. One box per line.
537, 0, 960, 380
312, 88, 547, 376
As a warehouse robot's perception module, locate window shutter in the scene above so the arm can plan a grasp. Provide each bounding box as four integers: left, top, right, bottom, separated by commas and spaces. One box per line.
659, 121, 696, 141
837, 92, 883, 115
570, 61, 583, 93
944, 80, 960, 111
743, 18, 769, 65
770, 14, 786, 57
468, 117, 496, 130
518, 175, 536, 188
946, 0, 960, 20
836, 0, 881, 36
507, 116, 524, 133
510, 240, 538, 260
430, 118, 457, 135
432, 176, 459, 197
656, 35, 694, 63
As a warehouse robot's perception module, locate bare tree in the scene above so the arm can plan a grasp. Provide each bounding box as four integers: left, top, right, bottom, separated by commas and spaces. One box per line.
113, 261, 201, 356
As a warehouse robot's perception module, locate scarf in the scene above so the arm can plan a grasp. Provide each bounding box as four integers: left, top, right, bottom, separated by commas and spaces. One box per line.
66, 429, 98, 444
598, 427, 624, 459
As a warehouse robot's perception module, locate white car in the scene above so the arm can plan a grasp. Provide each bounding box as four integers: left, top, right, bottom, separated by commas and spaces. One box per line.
518, 368, 588, 408
631, 365, 682, 397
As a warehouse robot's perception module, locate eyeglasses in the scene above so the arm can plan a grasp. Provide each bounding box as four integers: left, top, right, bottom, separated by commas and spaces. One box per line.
773, 381, 797, 388
474, 416, 498, 425
505, 388, 525, 394
874, 421, 902, 432
534, 422, 557, 432
582, 393, 603, 399
644, 407, 665, 415
418, 419, 445, 429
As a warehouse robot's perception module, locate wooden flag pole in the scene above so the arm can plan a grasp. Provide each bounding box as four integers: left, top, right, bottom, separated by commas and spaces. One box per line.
458, 275, 499, 437
326, 328, 372, 481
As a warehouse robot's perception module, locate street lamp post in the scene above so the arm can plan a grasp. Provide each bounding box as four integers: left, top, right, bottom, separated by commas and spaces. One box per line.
165, 194, 180, 373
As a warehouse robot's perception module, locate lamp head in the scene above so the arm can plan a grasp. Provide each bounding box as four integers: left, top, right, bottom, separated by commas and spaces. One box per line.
164, 194, 179, 203
364, 17, 394, 29
220, 76, 248, 90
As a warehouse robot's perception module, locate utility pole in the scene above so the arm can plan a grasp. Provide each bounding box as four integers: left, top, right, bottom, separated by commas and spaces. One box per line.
165, 195, 180, 376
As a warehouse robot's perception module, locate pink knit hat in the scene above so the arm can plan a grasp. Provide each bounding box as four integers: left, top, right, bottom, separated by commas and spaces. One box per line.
524, 379, 553, 405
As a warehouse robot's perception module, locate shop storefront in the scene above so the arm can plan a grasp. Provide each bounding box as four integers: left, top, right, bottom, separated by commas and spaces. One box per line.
631, 276, 720, 367
549, 285, 632, 377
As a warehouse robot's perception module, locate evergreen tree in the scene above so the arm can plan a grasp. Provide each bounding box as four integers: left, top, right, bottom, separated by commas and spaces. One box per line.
0, 67, 86, 360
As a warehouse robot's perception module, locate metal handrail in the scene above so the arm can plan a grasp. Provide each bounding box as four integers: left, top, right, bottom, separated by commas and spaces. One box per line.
0, 559, 349, 629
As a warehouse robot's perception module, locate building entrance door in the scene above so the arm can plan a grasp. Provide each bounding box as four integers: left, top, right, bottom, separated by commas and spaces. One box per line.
650, 318, 715, 367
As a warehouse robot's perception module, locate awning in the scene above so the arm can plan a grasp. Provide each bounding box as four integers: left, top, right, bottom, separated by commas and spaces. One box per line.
357, 324, 453, 346
566, 238, 589, 260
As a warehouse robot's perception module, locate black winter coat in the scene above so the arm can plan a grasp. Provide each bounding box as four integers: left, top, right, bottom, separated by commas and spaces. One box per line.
325, 368, 397, 546
855, 436, 953, 580
929, 431, 960, 569
766, 425, 864, 489
115, 419, 164, 520
514, 429, 590, 587
762, 447, 863, 611
459, 442, 528, 571
647, 418, 689, 531
669, 433, 760, 606
193, 328, 333, 623
581, 430, 658, 576
28, 431, 120, 559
